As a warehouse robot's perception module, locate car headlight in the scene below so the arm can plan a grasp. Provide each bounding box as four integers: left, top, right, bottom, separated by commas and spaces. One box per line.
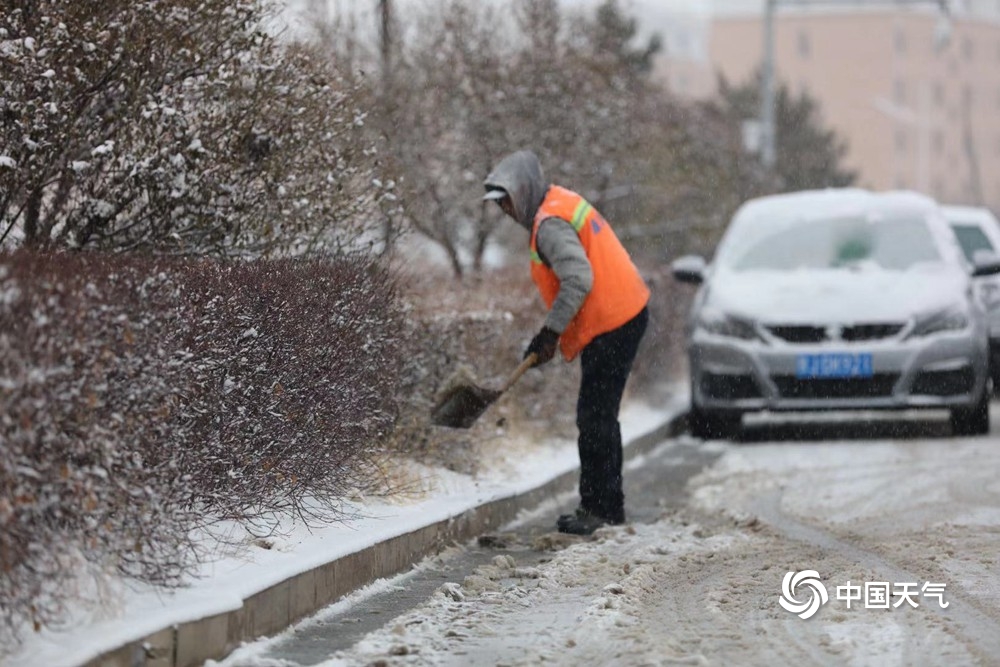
696, 310, 760, 341
909, 306, 970, 337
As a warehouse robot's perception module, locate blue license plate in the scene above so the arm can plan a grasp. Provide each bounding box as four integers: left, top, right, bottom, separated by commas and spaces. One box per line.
796, 353, 873, 379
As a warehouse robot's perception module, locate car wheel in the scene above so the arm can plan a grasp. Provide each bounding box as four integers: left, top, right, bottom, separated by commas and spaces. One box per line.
689, 404, 742, 440
950, 390, 990, 436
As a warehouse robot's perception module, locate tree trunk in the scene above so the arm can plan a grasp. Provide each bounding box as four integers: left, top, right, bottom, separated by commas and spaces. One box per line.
23, 187, 43, 247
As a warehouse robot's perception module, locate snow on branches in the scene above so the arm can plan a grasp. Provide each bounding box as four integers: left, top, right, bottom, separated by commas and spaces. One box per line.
0, 250, 403, 645
0, 0, 394, 256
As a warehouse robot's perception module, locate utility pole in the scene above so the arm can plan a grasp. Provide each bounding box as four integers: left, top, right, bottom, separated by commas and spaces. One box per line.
379, 0, 392, 90
377, 0, 397, 257
758, 0, 951, 172
760, 0, 777, 169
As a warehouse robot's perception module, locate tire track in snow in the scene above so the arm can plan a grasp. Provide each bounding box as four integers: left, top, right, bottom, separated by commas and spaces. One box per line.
751, 490, 1000, 663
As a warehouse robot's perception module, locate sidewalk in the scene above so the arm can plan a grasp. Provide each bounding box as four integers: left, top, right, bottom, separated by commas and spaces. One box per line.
8, 398, 688, 667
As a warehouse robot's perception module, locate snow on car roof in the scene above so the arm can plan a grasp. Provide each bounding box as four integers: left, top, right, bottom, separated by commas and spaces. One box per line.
941, 204, 1000, 227
734, 188, 939, 226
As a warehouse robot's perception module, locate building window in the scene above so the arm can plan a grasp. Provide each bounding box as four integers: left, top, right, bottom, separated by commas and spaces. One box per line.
963, 36, 975, 61
895, 128, 908, 155
894, 79, 907, 105
894, 26, 907, 54
798, 30, 811, 58
964, 85, 975, 110
933, 82, 945, 107
932, 130, 944, 155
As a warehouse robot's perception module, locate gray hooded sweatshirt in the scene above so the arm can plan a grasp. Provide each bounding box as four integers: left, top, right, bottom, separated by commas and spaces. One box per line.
483, 150, 593, 335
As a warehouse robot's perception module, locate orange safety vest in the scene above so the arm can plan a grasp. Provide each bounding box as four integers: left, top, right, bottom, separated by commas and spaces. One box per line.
530, 185, 650, 361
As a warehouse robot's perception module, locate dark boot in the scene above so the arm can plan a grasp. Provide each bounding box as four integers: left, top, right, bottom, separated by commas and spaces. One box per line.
556, 507, 623, 535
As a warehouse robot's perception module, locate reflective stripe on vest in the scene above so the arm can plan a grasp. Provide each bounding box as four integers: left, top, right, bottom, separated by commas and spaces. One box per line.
530, 185, 650, 360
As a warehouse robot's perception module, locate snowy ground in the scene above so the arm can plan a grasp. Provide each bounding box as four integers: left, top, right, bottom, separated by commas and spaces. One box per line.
3, 401, 680, 667
213, 413, 1000, 667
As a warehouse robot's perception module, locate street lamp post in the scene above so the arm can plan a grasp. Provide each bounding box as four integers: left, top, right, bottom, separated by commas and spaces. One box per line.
758, 0, 951, 171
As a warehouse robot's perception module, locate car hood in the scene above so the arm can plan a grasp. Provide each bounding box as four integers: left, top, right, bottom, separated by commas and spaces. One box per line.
707, 266, 970, 324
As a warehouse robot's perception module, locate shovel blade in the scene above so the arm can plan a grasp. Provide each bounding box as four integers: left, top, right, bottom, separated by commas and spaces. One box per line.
431, 384, 503, 429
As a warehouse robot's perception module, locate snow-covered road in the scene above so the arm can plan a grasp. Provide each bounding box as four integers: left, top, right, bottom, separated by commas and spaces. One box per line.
215, 415, 1000, 667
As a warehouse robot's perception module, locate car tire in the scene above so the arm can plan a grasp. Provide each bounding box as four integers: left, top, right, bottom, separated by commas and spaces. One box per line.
950, 390, 990, 436
689, 404, 742, 440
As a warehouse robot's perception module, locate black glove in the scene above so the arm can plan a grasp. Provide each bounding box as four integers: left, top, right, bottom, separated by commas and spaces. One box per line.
524, 327, 560, 367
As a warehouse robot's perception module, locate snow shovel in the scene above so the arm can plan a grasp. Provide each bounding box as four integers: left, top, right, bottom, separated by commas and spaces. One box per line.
431, 353, 538, 429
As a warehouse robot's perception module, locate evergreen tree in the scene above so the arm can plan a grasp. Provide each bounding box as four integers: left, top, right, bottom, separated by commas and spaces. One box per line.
716, 72, 856, 191
588, 0, 663, 76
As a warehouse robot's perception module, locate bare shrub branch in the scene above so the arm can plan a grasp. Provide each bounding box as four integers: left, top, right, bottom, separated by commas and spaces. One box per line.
0, 250, 403, 646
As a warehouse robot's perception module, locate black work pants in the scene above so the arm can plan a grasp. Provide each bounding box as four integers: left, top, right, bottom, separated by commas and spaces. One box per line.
576, 306, 648, 523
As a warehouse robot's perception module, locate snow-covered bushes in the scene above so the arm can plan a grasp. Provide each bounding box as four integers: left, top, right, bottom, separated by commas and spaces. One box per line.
0, 0, 395, 255
0, 250, 402, 642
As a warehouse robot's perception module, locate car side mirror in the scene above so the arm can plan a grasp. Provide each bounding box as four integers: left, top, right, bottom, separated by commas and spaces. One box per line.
671, 255, 707, 285
972, 250, 1000, 277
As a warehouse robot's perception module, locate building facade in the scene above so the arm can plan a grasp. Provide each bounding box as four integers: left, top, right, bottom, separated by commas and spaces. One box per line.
667, 6, 1000, 212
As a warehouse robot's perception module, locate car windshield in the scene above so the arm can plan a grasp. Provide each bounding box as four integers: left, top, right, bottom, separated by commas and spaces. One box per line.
718, 215, 942, 272
950, 223, 995, 263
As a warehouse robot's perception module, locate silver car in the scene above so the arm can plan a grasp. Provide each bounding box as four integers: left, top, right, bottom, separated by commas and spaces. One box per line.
672, 189, 1000, 439
943, 205, 1000, 387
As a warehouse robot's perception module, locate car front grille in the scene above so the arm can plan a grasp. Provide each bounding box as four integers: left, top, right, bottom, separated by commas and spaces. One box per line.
842, 323, 904, 341
766, 325, 827, 343
772, 374, 899, 399
765, 323, 905, 344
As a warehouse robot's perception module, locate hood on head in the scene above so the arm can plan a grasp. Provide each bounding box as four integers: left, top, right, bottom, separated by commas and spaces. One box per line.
483, 150, 550, 230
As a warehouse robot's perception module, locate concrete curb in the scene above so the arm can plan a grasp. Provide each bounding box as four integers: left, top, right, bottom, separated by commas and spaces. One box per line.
86, 410, 689, 667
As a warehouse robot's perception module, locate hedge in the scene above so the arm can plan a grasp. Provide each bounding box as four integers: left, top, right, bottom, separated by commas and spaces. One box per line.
0, 250, 402, 642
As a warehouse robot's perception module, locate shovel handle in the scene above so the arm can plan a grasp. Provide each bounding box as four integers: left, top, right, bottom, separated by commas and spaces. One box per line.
499, 353, 538, 393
